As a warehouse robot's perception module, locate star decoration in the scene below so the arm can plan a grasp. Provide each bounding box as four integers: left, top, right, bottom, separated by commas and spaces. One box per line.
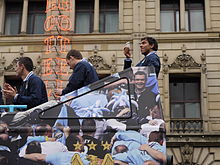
73, 141, 82, 151
87, 155, 98, 165
87, 141, 97, 151
101, 141, 112, 150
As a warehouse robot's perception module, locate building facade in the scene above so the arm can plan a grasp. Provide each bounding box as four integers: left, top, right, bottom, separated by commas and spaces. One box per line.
0, 0, 220, 164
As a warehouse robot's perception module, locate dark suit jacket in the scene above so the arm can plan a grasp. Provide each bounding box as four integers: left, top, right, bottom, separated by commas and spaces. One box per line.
62, 61, 99, 95
14, 74, 48, 110
124, 52, 161, 77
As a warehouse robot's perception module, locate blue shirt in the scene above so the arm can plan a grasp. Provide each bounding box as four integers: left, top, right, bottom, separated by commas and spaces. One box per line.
46, 152, 90, 165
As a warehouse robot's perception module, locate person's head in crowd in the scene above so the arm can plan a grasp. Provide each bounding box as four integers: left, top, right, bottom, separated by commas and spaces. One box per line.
81, 119, 96, 136
0, 155, 8, 165
115, 145, 128, 154
35, 123, 52, 137
21, 123, 33, 138
106, 87, 122, 102
16, 57, 33, 79
134, 71, 147, 93
25, 141, 42, 154
148, 131, 164, 146
66, 135, 84, 152
67, 119, 81, 135
0, 120, 9, 142
66, 49, 83, 69
139, 37, 158, 56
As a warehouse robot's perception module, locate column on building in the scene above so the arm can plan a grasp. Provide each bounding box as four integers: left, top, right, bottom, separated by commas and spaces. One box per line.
93, 0, 99, 33
205, 0, 211, 31
70, 0, 75, 32
119, 0, 124, 32
180, 0, 186, 31
0, 0, 5, 34
155, 0, 160, 32
21, 0, 29, 34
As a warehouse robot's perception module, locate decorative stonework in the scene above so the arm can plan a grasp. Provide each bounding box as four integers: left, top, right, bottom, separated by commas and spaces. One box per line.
169, 53, 201, 71
168, 144, 219, 165
200, 53, 207, 74
163, 45, 203, 73
110, 54, 117, 74
4, 57, 19, 72
181, 144, 193, 164
162, 53, 169, 74
19, 47, 24, 56
88, 45, 111, 71
132, 33, 147, 39
88, 54, 111, 70
0, 56, 6, 76
34, 56, 43, 76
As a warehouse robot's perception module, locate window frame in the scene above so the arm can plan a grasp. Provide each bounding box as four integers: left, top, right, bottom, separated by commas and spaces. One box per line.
160, 0, 180, 32
169, 74, 201, 119
99, 0, 119, 33
27, 1, 46, 34
75, 0, 94, 34
185, 0, 205, 32
4, 1, 23, 35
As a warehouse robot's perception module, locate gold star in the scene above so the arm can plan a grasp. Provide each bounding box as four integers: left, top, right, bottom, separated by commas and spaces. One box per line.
73, 141, 82, 151
87, 141, 97, 151
101, 141, 112, 150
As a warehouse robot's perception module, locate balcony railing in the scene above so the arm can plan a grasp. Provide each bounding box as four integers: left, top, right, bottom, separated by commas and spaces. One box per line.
170, 119, 203, 133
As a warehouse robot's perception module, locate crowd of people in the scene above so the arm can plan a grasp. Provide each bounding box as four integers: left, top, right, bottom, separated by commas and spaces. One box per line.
0, 117, 166, 165
0, 37, 166, 165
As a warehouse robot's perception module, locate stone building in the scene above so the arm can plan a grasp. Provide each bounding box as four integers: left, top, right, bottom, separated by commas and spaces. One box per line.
0, 0, 220, 164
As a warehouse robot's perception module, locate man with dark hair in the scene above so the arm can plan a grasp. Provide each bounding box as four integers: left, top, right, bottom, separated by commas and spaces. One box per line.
124, 37, 161, 78
132, 71, 159, 125
25, 141, 42, 154
55, 49, 99, 96
3, 57, 48, 110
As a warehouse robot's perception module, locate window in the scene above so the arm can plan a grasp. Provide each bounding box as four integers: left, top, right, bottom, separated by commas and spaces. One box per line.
75, 0, 94, 33
4, 2, 23, 35
169, 74, 201, 119
99, 0, 118, 33
185, 0, 205, 31
27, 1, 46, 34
160, 0, 179, 32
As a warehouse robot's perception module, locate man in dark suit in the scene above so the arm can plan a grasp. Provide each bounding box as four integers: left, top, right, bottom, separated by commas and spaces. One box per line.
55, 49, 99, 96
123, 37, 161, 78
2, 57, 48, 110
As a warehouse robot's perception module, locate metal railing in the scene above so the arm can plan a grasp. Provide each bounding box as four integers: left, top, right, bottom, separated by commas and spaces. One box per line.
0, 105, 27, 112
170, 119, 203, 133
